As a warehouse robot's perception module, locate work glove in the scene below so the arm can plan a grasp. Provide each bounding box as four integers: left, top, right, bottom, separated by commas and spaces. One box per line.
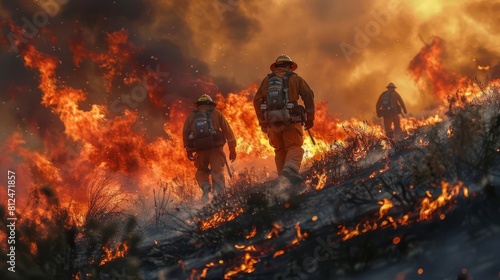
304, 119, 314, 130
260, 125, 268, 133
187, 150, 195, 161
229, 148, 237, 162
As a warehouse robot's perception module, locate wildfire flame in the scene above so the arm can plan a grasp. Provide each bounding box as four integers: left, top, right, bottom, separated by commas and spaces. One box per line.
223, 252, 259, 280
198, 208, 245, 230
266, 223, 283, 239
409, 37, 469, 100
339, 181, 469, 241
99, 241, 129, 266
378, 198, 393, 220
245, 226, 257, 239
1, 10, 498, 276
291, 222, 308, 245
419, 181, 468, 221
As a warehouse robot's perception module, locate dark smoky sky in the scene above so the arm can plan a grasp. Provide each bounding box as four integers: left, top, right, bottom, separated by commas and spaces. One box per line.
1, 0, 500, 144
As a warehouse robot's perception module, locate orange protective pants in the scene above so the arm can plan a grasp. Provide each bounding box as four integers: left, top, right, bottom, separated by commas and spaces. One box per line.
268, 123, 304, 175
383, 114, 401, 137
193, 147, 226, 194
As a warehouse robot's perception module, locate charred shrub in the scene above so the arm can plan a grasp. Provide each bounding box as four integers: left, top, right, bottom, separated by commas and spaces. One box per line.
0, 173, 141, 279
191, 169, 279, 252
0, 185, 78, 280
306, 121, 383, 186
407, 85, 500, 230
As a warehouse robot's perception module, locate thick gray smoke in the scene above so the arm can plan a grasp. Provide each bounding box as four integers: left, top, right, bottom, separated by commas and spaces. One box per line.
1, 0, 500, 144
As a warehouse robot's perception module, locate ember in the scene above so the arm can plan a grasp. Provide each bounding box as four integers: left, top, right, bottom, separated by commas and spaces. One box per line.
198, 208, 245, 230
339, 181, 469, 241
1, 1, 499, 279
99, 241, 129, 266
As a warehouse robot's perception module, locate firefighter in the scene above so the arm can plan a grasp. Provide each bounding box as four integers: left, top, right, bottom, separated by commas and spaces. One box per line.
183, 94, 237, 202
253, 54, 315, 183
376, 83, 407, 138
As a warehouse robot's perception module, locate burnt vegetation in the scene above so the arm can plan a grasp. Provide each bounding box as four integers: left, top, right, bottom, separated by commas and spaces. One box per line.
1, 87, 499, 279
154, 85, 500, 279
0, 176, 142, 279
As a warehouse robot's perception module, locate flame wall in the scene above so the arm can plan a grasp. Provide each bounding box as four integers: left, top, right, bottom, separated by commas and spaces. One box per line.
0, 0, 499, 210
3, 1, 500, 123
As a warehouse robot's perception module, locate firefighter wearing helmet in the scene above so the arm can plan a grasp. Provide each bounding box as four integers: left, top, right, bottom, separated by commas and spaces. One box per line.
183, 94, 237, 202
376, 82, 407, 138
253, 54, 315, 184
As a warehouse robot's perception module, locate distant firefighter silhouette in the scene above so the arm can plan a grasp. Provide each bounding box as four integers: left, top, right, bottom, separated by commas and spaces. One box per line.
376, 83, 407, 138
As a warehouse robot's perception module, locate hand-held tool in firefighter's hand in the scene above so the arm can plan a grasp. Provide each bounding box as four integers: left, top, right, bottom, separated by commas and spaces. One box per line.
306, 128, 316, 145
223, 152, 233, 178
229, 147, 237, 162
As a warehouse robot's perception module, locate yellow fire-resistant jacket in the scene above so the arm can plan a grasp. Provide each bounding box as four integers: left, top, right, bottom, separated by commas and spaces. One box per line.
253, 68, 315, 121
183, 104, 237, 150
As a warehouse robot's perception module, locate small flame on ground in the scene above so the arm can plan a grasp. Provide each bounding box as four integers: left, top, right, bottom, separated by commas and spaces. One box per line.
99, 241, 129, 266
273, 250, 285, 258
339, 181, 468, 241
378, 198, 394, 220
267, 223, 283, 239
223, 253, 259, 280
245, 226, 257, 239
291, 222, 308, 245
199, 208, 245, 230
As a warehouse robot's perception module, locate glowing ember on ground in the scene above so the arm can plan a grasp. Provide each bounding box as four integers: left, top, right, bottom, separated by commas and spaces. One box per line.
198, 208, 245, 230
338, 181, 469, 241
223, 252, 259, 279
99, 241, 129, 266
267, 223, 283, 239
245, 226, 257, 239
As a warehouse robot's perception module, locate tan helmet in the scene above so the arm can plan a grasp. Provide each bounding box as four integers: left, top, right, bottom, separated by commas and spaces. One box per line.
386, 82, 397, 89
270, 54, 298, 71
195, 94, 215, 106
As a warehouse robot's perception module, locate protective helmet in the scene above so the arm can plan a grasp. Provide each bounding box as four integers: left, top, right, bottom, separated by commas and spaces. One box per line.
195, 94, 215, 106
270, 54, 298, 71
386, 83, 397, 89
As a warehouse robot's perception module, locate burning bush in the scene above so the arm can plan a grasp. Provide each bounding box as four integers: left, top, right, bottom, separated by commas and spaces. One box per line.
0, 180, 141, 279
410, 85, 500, 190
305, 119, 386, 188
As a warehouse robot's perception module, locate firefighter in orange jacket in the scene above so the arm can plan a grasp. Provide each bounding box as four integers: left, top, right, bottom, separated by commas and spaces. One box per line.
183, 94, 237, 202
376, 83, 407, 138
253, 54, 315, 183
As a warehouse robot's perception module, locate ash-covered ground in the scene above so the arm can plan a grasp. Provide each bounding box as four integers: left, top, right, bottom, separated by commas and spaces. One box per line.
135, 103, 500, 280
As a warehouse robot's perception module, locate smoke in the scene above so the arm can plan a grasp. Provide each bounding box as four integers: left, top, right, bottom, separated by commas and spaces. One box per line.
153, 0, 500, 118
1, 0, 500, 142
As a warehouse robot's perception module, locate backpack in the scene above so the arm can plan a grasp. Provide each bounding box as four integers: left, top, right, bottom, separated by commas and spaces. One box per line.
262, 72, 298, 125
186, 109, 226, 151
379, 91, 397, 115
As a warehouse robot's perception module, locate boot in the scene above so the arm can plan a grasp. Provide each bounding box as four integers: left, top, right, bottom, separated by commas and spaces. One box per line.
211, 170, 225, 198
282, 167, 303, 185
212, 182, 225, 197
200, 182, 211, 203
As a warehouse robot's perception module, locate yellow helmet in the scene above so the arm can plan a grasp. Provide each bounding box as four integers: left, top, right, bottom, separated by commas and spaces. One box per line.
386, 83, 396, 89
270, 54, 298, 71
195, 94, 215, 106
